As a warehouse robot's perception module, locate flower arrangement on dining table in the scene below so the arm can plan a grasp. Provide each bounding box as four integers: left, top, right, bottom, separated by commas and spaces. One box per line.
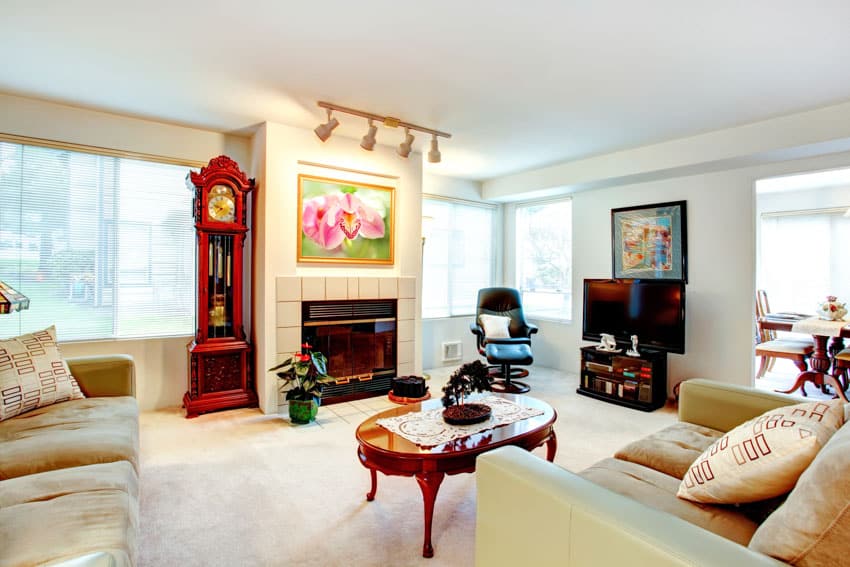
816, 295, 848, 321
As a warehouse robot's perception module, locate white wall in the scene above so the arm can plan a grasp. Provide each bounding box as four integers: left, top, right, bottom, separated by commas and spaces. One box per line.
505, 151, 850, 396
253, 123, 423, 412
0, 93, 251, 411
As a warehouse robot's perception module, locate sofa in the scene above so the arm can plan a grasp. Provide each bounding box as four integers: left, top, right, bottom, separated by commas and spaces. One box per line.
0, 355, 139, 567
476, 378, 849, 566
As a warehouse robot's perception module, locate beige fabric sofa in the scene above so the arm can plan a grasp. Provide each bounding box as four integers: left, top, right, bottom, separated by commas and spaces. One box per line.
0, 355, 139, 567
476, 379, 848, 566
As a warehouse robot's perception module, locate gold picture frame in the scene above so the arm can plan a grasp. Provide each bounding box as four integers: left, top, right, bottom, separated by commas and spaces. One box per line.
297, 174, 395, 265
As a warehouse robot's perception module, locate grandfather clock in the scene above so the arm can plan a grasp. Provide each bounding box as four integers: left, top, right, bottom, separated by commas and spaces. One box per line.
184, 155, 257, 417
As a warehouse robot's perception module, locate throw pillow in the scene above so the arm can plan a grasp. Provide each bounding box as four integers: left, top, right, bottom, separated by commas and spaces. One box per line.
0, 325, 84, 421
748, 420, 850, 564
478, 314, 512, 339
677, 399, 844, 504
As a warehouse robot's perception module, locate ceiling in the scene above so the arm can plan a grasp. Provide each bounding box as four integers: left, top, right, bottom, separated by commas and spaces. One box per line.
3, 1, 850, 181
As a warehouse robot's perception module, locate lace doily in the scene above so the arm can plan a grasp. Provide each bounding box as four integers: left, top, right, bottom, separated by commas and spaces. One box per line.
376, 395, 544, 447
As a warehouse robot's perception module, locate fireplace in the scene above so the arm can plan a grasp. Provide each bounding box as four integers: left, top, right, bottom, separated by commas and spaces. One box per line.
301, 299, 397, 404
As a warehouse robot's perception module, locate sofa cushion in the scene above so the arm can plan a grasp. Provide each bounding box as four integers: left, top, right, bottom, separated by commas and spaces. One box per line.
0, 396, 139, 479
579, 457, 759, 545
0, 325, 84, 421
678, 399, 844, 504
749, 421, 850, 565
0, 460, 138, 567
614, 421, 724, 479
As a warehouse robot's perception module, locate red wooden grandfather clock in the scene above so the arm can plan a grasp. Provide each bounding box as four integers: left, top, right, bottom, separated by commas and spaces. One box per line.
184, 155, 257, 417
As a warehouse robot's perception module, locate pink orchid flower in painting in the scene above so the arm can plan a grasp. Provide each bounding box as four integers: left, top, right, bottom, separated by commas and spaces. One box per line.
336, 193, 385, 240
301, 194, 345, 250
302, 192, 385, 250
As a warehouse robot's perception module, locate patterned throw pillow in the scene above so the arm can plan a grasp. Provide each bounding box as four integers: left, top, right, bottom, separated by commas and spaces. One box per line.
0, 325, 84, 421
677, 399, 844, 504
479, 314, 511, 338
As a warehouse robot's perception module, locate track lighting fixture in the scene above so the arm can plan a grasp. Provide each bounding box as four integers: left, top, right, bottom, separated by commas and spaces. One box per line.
427, 134, 441, 163
315, 101, 451, 162
360, 119, 378, 151
397, 128, 415, 158
314, 109, 339, 142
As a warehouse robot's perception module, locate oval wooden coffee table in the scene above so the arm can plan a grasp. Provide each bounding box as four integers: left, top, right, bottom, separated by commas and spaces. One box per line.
355, 394, 557, 558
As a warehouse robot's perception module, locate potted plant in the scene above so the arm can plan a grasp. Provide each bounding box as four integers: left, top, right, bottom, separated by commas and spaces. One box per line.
269, 343, 334, 424
440, 360, 493, 425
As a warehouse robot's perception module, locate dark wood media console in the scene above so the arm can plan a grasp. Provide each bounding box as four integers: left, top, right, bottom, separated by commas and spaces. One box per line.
577, 345, 667, 411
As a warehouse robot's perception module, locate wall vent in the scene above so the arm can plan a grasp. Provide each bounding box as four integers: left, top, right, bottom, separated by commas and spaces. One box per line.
441, 341, 462, 362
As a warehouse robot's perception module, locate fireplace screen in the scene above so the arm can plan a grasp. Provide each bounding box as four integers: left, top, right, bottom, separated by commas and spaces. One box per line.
301, 300, 397, 402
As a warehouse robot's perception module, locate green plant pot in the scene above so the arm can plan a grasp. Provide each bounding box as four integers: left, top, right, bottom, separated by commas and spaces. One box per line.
289, 398, 319, 424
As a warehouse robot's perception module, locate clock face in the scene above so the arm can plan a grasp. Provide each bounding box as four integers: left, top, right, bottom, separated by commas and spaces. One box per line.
207, 193, 235, 222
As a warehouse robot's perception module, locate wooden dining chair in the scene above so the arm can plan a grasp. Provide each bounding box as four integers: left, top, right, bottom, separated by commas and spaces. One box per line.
754, 289, 814, 378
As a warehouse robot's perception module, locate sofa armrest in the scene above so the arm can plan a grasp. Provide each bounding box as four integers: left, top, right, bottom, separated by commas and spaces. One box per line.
678, 379, 796, 432
476, 446, 785, 567
66, 355, 136, 398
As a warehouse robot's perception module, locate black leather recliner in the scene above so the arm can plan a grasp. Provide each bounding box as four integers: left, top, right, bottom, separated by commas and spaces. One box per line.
469, 287, 538, 393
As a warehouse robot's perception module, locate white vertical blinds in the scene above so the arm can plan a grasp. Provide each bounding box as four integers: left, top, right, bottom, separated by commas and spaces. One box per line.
0, 141, 196, 341
515, 198, 572, 321
759, 209, 850, 314
422, 198, 495, 318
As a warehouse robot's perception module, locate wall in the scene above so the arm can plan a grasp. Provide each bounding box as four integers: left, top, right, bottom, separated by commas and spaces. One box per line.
500, 151, 850, 395
253, 122, 423, 413
0, 93, 251, 411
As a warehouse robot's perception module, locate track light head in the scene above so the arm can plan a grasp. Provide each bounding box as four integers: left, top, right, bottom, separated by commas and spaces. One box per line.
314, 110, 339, 142
427, 135, 441, 163
360, 120, 378, 151
397, 128, 415, 158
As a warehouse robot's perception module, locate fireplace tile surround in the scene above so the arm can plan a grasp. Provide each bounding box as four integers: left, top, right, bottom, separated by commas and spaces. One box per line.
275, 276, 417, 404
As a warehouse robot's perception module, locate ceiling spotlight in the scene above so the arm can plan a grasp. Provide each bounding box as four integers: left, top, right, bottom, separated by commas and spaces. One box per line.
397, 128, 415, 158
314, 109, 339, 142
360, 119, 378, 151
427, 134, 441, 163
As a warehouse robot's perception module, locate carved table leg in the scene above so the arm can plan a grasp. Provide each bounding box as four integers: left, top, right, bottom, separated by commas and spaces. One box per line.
415, 471, 445, 558
546, 429, 558, 462
366, 468, 378, 502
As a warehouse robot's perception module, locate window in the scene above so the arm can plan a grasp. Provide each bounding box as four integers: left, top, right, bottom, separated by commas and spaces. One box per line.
759, 208, 850, 312
422, 197, 495, 318
515, 198, 572, 321
0, 140, 196, 341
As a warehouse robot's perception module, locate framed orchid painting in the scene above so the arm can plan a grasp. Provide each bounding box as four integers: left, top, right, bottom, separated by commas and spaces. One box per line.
297, 174, 395, 264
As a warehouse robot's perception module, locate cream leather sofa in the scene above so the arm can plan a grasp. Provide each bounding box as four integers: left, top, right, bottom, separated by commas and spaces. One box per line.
476, 379, 848, 566
0, 355, 139, 567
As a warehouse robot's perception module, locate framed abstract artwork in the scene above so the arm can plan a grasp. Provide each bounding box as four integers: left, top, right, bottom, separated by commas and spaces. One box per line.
611, 200, 687, 282
297, 174, 395, 265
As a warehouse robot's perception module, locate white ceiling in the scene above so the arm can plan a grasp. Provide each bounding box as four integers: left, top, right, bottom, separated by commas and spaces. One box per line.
3, 1, 850, 181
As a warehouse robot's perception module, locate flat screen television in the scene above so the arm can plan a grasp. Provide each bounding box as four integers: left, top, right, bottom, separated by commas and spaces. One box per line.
582, 279, 686, 354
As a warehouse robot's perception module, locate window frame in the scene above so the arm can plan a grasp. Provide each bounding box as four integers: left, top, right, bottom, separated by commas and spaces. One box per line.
0, 133, 203, 342
513, 195, 573, 323
421, 194, 499, 320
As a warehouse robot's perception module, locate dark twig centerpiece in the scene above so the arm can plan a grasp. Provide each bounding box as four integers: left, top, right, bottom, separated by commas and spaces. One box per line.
441, 360, 493, 425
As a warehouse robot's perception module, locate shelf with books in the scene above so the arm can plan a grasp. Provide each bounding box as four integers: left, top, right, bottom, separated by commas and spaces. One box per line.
577, 345, 667, 411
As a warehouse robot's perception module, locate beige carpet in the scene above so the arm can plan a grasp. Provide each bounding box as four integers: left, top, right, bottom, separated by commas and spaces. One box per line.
138, 367, 678, 567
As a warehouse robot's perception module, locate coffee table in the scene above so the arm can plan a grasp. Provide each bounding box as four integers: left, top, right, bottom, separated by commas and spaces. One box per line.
355, 394, 557, 558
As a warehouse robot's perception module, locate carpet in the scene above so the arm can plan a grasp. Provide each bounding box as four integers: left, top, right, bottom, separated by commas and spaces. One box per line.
138, 368, 677, 566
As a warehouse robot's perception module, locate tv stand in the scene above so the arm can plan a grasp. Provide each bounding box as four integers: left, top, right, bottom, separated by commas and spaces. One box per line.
577, 346, 667, 411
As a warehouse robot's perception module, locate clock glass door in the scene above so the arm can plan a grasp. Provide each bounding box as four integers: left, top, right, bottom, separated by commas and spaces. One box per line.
208, 234, 234, 338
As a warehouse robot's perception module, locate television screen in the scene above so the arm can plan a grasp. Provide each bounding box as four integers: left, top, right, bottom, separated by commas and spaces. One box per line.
582, 279, 686, 354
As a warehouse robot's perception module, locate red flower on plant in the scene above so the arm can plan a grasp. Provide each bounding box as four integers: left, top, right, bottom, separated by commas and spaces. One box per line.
831, 304, 837, 312
301, 342, 312, 349
298, 353, 311, 362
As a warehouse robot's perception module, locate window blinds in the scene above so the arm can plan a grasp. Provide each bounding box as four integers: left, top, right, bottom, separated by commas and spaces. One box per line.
0, 141, 196, 341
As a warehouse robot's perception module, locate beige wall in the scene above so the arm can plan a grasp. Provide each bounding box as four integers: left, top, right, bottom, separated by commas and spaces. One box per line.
0, 93, 251, 411
252, 122, 424, 412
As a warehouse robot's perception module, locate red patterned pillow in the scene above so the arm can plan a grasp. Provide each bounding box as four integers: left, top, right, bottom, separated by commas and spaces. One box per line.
677, 399, 844, 504
0, 325, 84, 421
